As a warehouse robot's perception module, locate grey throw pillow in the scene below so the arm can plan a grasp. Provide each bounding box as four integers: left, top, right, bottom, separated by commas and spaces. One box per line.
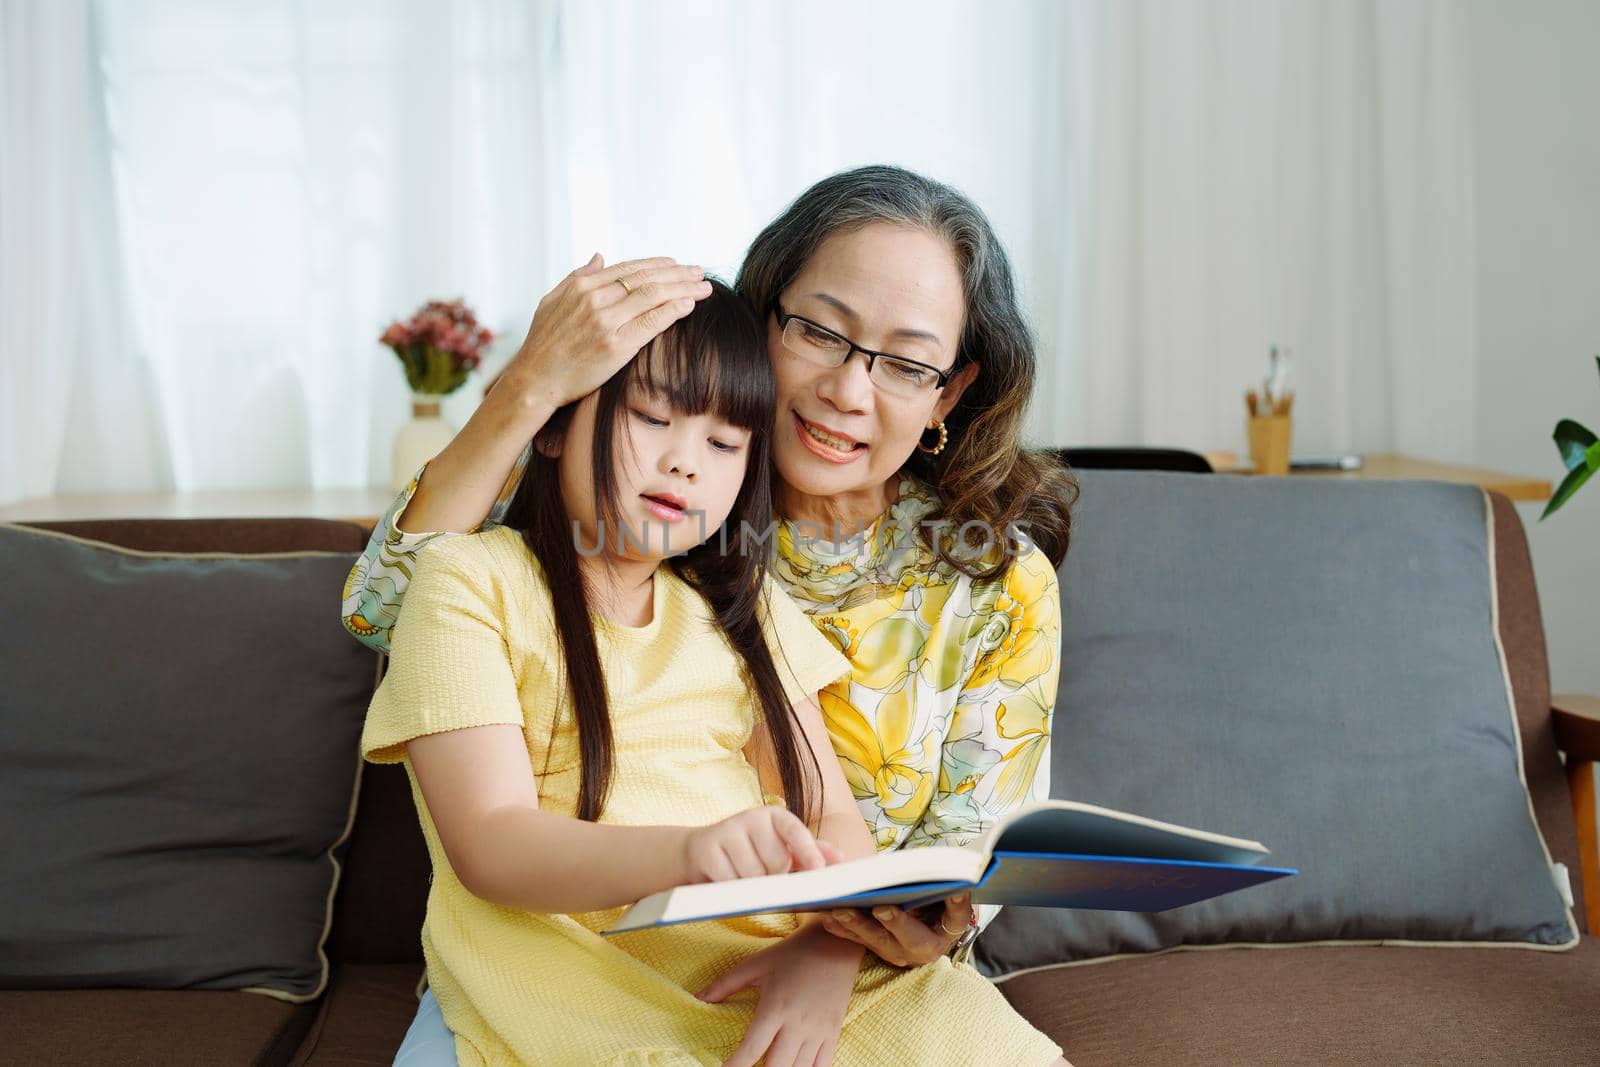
975, 472, 1577, 979
0, 524, 375, 1001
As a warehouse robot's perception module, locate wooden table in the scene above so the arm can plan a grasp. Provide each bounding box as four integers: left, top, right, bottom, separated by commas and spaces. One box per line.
1204, 451, 1553, 503
0, 452, 1555, 525
0, 487, 398, 527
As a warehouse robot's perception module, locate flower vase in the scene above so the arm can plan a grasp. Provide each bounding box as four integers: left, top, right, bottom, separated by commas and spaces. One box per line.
390, 393, 455, 492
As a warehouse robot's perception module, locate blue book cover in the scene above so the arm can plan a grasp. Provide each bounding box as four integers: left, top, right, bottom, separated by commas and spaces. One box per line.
603, 800, 1298, 935
823, 852, 1297, 914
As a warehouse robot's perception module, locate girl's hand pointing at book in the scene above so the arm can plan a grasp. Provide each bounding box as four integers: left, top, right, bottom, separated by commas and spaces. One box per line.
681, 807, 844, 883
816, 893, 973, 967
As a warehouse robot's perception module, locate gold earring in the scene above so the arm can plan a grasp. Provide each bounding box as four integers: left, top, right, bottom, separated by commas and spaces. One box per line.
917, 419, 948, 456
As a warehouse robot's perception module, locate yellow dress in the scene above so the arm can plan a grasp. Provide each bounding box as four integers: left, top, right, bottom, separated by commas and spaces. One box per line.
361, 525, 1063, 1066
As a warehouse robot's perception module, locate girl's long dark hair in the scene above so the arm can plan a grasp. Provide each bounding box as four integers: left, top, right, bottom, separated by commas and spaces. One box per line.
501, 280, 823, 826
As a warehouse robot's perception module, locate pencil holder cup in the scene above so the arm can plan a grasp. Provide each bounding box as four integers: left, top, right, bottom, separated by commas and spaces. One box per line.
1248, 414, 1292, 475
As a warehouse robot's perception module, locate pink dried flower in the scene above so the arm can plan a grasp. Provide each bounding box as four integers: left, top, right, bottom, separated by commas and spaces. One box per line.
379, 296, 495, 395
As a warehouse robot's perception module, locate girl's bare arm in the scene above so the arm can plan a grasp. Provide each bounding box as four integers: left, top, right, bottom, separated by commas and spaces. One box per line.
409, 720, 831, 914
407, 724, 693, 912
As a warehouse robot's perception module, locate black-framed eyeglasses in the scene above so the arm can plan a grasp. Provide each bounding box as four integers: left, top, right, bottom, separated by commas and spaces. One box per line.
773, 304, 958, 397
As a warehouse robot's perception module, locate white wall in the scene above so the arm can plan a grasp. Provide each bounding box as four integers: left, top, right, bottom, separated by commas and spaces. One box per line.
1466, 0, 1600, 698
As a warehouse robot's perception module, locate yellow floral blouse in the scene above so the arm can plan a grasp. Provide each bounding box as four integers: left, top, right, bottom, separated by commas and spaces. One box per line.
342, 448, 1062, 932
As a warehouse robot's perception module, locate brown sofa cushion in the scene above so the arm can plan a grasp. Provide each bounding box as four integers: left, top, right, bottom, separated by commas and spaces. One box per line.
0, 986, 318, 1067
18, 517, 373, 556
998, 939, 1600, 1066
326, 762, 431, 966
288, 962, 425, 1065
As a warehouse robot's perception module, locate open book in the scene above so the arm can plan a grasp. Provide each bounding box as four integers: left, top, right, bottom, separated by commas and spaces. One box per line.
603, 799, 1297, 935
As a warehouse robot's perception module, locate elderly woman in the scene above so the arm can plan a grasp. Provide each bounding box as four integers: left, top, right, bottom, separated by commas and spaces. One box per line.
344, 165, 1077, 1066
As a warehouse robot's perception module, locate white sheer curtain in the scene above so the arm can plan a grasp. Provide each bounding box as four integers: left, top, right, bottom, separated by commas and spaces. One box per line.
553, 0, 1074, 438
0, 0, 168, 506
1, 0, 1479, 503
1045, 0, 1478, 460
0, 0, 568, 503
86, 0, 568, 493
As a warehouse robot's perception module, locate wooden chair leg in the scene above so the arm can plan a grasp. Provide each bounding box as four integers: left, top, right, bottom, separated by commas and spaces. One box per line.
1568, 758, 1600, 936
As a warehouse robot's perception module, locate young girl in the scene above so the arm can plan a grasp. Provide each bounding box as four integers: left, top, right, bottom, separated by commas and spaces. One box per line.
361, 281, 1065, 1066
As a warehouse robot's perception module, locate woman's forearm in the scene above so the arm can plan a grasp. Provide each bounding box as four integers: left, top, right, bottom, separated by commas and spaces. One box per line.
396, 377, 557, 534
466, 806, 693, 914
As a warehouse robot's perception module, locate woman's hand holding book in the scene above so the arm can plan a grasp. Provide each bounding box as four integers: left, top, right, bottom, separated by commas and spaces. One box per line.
817, 894, 974, 967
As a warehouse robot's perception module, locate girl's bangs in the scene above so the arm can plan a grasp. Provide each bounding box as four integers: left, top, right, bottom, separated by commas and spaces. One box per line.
625, 291, 771, 432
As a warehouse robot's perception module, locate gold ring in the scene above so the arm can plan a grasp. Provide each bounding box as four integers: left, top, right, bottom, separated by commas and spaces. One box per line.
938, 919, 961, 937
615, 276, 633, 296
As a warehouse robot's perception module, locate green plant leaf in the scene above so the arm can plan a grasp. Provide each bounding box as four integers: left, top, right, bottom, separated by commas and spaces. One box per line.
1539, 358, 1600, 521
1553, 418, 1598, 471
1540, 459, 1596, 519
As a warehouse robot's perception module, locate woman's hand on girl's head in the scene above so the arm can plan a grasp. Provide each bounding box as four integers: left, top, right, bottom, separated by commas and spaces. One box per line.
816, 892, 972, 968
681, 806, 845, 884
498, 252, 714, 412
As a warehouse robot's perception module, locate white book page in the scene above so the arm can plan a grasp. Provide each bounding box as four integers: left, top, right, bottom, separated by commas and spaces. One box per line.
617, 845, 986, 931
979, 800, 1270, 866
